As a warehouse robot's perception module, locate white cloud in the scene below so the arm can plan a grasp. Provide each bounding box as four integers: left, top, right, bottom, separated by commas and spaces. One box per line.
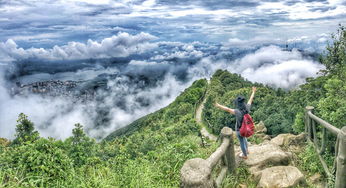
188, 45, 324, 89
223, 37, 283, 48
129, 60, 160, 66
328, 0, 345, 6
69, 0, 112, 5
153, 41, 208, 61
153, 50, 204, 60
232, 45, 324, 88
287, 36, 309, 43
257, 1, 346, 20
0, 32, 157, 61
241, 59, 323, 88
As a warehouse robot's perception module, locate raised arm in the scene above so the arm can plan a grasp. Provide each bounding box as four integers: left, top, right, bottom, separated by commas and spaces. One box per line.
247, 87, 257, 105
214, 102, 235, 114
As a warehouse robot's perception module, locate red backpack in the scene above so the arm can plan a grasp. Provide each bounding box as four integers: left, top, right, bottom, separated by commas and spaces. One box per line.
240, 114, 255, 137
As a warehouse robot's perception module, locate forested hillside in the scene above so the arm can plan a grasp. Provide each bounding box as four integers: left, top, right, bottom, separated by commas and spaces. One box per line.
0, 26, 345, 187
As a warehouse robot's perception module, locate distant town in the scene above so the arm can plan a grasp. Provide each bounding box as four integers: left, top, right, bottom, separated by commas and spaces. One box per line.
11, 80, 95, 102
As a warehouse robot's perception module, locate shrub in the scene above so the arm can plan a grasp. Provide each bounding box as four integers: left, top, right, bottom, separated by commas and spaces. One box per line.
0, 138, 74, 186
297, 143, 324, 175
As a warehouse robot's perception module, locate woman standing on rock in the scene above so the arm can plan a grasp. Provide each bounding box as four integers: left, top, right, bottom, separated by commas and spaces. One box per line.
214, 87, 257, 159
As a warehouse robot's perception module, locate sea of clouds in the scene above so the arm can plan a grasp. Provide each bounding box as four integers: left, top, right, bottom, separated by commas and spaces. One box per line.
0, 32, 325, 140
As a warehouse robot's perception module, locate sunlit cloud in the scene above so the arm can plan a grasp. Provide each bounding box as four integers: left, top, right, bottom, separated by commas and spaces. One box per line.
0, 32, 157, 61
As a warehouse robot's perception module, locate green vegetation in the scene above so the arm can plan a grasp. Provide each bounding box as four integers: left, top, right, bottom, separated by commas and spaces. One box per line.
221, 163, 257, 188
0, 79, 220, 187
297, 143, 325, 175
0, 25, 345, 187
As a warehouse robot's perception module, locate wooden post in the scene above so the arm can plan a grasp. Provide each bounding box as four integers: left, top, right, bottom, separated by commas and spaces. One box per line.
180, 158, 214, 188
335, 126, 346, 188
305, 106, 314, 140
220, 127, 235, 173
312, 118, 318, 146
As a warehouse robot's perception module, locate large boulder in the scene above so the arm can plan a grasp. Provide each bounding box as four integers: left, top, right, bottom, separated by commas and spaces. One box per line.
245, 143, 292, 169
255, 121, 267, 134
257, 166, 305, 188
270, 133, 306, 147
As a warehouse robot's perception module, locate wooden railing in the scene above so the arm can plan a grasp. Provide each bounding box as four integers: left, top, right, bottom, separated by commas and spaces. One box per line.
180, 127, 235, 187
305, 106, 346, 188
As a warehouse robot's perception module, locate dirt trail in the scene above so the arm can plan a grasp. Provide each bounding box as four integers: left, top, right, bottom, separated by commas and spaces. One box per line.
196, 84, 217, 141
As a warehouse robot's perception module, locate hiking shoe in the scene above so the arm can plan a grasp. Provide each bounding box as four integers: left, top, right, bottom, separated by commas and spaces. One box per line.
238, 153, 248, 160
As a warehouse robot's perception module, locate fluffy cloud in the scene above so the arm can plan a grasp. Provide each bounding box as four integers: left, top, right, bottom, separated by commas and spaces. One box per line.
0, 32, 157, 61
188, 45, 324, 89
149, 42, 208, 61
242, 59, 322, 88
0, 0, 344, 48
223, 37, 283, 49
232, 46, 324, 88
150, 50, 204, 60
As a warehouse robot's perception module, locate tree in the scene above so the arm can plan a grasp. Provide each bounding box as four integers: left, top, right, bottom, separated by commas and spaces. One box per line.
12, 113, 39, 145
320, 24, 346, 76
66, 123, 97, 167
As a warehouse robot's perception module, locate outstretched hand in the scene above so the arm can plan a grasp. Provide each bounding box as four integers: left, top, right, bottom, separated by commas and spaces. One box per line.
252, 86, 257, 92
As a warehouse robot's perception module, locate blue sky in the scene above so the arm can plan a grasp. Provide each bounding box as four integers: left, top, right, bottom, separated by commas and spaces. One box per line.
0, 0, 345, 49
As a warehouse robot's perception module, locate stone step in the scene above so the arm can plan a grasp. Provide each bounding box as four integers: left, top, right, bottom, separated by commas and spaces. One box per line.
256, 166, 305, 188
245, 143, 292, 170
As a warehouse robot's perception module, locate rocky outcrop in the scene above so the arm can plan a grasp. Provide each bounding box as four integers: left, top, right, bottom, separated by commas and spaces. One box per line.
256, 166, 305, 188
270, 133, 306, 147
245, 142, 292, 176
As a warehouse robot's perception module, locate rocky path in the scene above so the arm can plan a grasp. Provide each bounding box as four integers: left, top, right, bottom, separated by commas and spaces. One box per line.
244, 131, 308, 187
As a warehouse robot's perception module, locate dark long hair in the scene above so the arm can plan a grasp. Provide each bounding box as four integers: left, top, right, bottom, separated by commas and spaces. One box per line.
233, 96, 248, 114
